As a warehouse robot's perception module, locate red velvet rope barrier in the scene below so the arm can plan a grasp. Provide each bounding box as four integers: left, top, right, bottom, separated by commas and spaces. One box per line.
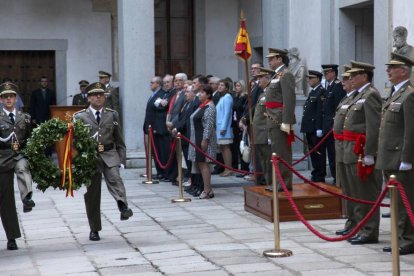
277, 156, 390, 207
293, 129, 333, 166
178, 133, 261, 175
388, 179, 414, 229
149, 126, 177, 170
272, 156, 389, 241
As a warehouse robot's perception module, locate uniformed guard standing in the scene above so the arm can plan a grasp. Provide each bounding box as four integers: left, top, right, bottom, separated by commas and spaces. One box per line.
72, 80, 90, 106
320, 64, 346, 184
333, 65, 358, 236
377, 53, 414, 255
98, 70, 120, 113
265, 48, 296, 191
342, 61, 382, 245
0, 82, 33, 250
300, 70, 325, 182
74, 82, 132, 242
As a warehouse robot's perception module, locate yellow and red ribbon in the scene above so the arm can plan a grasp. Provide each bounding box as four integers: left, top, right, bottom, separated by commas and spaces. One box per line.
62, 123, 74, 197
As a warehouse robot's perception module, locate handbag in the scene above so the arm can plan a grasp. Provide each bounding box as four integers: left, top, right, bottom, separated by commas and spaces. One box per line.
239, 130, 251, 163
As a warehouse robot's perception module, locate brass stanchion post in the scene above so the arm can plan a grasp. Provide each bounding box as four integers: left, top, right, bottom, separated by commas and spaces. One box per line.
263, 153, 293, 258
389, 175, 400, 276
171, 134, 191, 203
142, 125, 159, 184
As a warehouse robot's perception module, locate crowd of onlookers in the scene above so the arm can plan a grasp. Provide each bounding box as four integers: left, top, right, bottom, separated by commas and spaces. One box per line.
143, 71, 259, 199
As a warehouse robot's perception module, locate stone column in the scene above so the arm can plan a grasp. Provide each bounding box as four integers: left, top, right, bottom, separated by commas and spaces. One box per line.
118, 0, 154, 150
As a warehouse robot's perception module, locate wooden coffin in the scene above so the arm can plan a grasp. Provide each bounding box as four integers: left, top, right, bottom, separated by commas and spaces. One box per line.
244, 183, 343, 222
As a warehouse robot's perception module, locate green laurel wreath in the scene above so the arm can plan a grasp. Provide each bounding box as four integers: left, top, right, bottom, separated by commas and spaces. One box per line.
23, 118, 97, 192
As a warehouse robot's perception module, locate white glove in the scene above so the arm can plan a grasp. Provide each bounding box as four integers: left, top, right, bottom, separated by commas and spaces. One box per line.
154, 98, 162, 107
363, 155, 375, 166
120, 164, 125, 170
316, 129, 323, 138
399, 162, 412, 171
268, 139, 272, 145
280, 123, 291, 134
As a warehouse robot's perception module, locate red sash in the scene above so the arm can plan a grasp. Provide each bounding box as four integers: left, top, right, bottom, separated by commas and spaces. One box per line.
265, 101, 283, 109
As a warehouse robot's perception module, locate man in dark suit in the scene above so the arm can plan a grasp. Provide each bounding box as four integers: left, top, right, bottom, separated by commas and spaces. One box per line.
300, 70, 325, 182
377, 53, 414, 255
72, 80, 90, 106
0, 83, 33, 250
74, 82, 132, 242
30, 76, 56, 125
320, 64, 346, 184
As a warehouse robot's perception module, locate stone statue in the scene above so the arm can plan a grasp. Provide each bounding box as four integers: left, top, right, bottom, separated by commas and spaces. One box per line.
393, 26, 414, 59
288, 47, 308, 96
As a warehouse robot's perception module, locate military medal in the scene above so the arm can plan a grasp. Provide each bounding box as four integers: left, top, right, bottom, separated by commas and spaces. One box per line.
98, 142, 104, 152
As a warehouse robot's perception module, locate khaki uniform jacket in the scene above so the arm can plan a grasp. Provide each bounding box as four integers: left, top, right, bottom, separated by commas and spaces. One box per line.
333, 91, 356, 163
265, 65, 296, 129
104, 85, 120, 113
253, 91, 268, 145
74, 108, 126, 167
342, 84, 382, 164
376, 81, 414, 170
72, 93, 89, 106
0, 110, 31, 172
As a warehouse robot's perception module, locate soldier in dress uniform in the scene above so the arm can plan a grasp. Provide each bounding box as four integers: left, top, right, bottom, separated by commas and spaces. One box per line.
0, 82, 33, 250
320, 64, 346, 184
342, 61, 382, 245
376, 53, 414, 255
98, 70, 120, 113
73, 82, 132, 242
265, 48, 296, 191
333, 65, 358, 236
300, 70, 325, 182
72, 80, 90, 106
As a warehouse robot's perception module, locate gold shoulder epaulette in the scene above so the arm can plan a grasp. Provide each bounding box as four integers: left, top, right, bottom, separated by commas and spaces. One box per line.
73, 109, 86, 115
105, 108, 116, 112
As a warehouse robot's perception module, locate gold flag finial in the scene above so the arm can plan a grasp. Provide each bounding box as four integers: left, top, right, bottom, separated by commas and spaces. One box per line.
240, 10, 245, 20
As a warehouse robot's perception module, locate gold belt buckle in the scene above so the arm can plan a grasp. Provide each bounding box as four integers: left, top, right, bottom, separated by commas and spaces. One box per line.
98, 143, 104, 152
12, 141, 20, 151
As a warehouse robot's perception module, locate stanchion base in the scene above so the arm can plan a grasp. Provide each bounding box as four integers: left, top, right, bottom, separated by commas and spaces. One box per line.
142, 180, 159, 184
263, 249, 293, 258
171, 198, 192, 203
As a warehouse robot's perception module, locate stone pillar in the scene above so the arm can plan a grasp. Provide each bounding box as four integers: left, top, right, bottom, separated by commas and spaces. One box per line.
118, 0, 154, 150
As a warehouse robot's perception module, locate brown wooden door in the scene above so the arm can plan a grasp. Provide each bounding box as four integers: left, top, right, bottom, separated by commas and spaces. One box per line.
0, 51, 56, 112
155, 0, 194, 77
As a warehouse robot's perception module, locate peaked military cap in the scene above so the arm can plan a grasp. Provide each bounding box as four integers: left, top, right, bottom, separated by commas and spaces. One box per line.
86, 82, 105, 94
306, 70, 323, 78
258, 67, 274, 74
98, 70, 112, 78
385, 52, 414, 67
254, 72, 270, 78
341, 64, 351, 77
78, 80, 90, 87
321, 64, 339, 72
347, 60, 375, 73
0, 82, 18, 96
265, 48, 288, 58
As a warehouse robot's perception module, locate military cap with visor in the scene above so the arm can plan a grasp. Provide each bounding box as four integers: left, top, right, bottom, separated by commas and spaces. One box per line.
0, 82, 18, 97
86, 82, 106, 94
347, 60, 375, 73
341, 64, 351, 77
265, 48, 288, 58
306, 70, 323, 79
321, 64, 339, 72
98, 70, 112, 78
385, 52, 414, 67
78, 80, 90, 87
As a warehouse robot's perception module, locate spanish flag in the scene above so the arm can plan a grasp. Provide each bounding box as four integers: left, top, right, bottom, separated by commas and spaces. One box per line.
234, 16, 252, 61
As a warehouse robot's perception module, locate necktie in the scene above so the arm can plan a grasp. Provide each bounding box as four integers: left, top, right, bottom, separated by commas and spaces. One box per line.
96, 111, 100, 124
9, 113, 15, 124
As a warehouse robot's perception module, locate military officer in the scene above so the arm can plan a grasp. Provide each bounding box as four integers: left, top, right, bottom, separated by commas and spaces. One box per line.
253, 70, 273, 185
99, 70, 120, 113
72, 80, 90, 106
74, 82, 132, 241
320, 64, 346, 184
0, 82, 33, 250
376, 53, 414, 255
333, 65, 358, 236
300, 70, 325, 182
265, 48, 296, 191
342, 61, 382, 245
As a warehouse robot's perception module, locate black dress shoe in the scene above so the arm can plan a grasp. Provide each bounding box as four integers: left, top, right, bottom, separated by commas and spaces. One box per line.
382, 212, 391, 218
335, 228, 351, 236
89, 231, 100, 241
383, 246, 414, 255
349, 235, 378, 245
23, 197, 35, 213
192, 188, 203, 197
171, 180, 178, 186
7, 239, 18, 250
120, 208, 133, 220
